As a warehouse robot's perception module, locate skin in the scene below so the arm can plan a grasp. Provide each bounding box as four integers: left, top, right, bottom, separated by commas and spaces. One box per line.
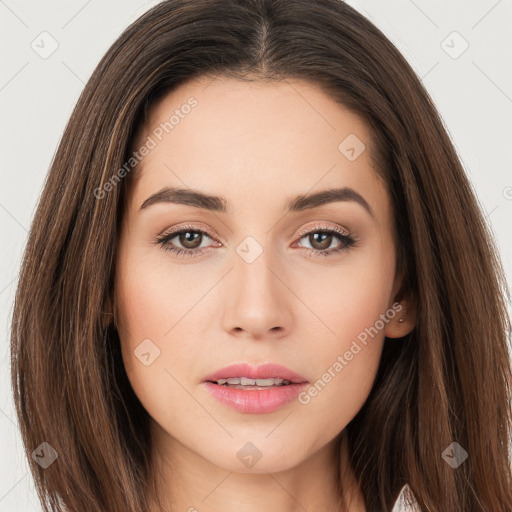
114, 76, 416, 512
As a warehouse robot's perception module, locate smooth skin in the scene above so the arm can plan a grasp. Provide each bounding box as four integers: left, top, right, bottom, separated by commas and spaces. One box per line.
113, 76, 416, 512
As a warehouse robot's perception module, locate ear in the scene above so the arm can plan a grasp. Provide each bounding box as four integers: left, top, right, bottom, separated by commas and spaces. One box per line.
385, 270, 416, 339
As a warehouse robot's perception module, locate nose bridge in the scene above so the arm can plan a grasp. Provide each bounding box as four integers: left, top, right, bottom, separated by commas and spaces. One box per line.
233, 233, 282, 298
220, 233, 292, 337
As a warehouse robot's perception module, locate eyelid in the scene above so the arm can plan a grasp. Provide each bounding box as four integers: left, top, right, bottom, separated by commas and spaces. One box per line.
158, 221, 351, 245
158, 223, 221, 243
295, 222, 351, 239
155, 221, 356, 261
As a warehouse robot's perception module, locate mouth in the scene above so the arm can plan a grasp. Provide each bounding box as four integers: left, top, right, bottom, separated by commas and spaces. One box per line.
202, 363, 309, 413
211, 377, 293, 389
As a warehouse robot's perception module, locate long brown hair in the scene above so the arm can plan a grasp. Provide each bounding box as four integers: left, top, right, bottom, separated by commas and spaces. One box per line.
10, 0, 512, 510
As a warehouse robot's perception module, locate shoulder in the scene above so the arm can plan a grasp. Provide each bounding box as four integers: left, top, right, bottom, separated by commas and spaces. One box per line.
391, 484, 422, 512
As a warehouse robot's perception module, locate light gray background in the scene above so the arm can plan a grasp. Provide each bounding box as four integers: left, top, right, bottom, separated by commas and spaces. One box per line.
1, 1, 511, 510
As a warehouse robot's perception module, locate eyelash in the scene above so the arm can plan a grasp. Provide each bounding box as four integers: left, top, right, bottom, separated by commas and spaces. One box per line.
153, 223, 357, 259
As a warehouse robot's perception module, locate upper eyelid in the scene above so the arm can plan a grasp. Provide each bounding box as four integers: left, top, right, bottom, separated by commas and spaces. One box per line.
159, 223, 351, 245
296, 222, 351, 237
159, 224, 216, 241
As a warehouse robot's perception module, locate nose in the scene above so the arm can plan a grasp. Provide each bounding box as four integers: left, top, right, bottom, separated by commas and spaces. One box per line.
220, 240, 294, 340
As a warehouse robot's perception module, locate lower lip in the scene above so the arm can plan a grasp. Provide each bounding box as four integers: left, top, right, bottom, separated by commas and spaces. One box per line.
203, 382, 308, 413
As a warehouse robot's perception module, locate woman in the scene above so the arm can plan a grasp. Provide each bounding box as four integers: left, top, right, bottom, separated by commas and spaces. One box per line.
10, 0, 512, 511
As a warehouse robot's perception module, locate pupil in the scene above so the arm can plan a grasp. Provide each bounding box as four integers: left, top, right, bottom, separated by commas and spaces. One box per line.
180, 231, 201, 249
311, 232, 331, 250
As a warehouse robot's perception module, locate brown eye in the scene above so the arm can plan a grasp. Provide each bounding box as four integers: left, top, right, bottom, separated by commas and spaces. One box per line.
295, 226, 356, 257
177, 230, 203, 249
154, 224, 355, 259
308, 232, 333, 251
154, 226, 218, 258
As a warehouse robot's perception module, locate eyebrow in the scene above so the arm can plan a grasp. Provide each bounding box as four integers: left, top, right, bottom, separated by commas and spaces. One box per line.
140, 186, 374, 218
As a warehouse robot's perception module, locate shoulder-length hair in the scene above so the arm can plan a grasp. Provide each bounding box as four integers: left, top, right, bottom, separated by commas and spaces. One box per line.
10, 0, 512, 510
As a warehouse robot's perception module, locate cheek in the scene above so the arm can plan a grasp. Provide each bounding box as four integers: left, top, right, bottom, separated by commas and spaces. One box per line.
114, 250, 211, 420
291, 237, 395, 347
289, 245, 395, 436
115, 248, 211, 343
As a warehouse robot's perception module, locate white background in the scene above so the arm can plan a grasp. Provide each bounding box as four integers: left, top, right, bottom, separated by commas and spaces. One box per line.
1, 0, 511, 510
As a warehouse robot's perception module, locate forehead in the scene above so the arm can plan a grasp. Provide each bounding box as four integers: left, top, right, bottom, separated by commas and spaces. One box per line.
128, 76, 387, 220
137, 75, 373, 163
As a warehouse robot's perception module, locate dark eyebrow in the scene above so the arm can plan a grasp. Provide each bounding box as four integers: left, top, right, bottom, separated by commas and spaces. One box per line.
140, 186, 374, 218
287, 187, 374, 218
140, 187, 227, 212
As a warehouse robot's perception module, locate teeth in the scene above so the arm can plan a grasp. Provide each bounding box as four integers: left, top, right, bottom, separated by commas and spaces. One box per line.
255, 378, 283, 386
215, 377, 290, 386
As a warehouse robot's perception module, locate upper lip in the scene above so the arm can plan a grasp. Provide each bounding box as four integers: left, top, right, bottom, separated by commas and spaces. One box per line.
202, 363, 308, 384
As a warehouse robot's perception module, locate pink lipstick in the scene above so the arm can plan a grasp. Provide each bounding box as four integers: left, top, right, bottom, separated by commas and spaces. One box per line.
202, 363, 308, 414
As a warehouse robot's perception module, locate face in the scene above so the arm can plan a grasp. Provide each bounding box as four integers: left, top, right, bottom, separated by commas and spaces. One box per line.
114, 76, 410, 475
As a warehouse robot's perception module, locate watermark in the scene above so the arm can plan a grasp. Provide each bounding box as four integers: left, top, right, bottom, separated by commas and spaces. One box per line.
441, 441, 468, 468
440, 31, 469, 60
338, 133, 366, 162
134, 338, 161, 366
503, 186, 512, 201
298, 302, 402, 405
32, 441, 59, 469
94, 96, 198, 199
31, 31, 59, 59
237, 441, 263, 468
236, 235, 264, 264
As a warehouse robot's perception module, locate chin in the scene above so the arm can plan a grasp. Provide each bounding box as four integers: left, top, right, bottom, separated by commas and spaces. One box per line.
199, 434, 312, 474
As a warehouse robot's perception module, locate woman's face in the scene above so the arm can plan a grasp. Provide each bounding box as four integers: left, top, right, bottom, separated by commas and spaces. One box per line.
115, 76, 411, 474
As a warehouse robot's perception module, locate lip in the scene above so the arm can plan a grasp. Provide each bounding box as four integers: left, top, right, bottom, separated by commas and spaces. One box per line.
201, 363, 308, 384
202, 363, 309, 414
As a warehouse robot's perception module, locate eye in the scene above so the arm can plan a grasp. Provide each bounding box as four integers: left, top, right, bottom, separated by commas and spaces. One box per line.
153, 223, 357, 259
294, 225, 357, 257
153, 225, 220, 259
